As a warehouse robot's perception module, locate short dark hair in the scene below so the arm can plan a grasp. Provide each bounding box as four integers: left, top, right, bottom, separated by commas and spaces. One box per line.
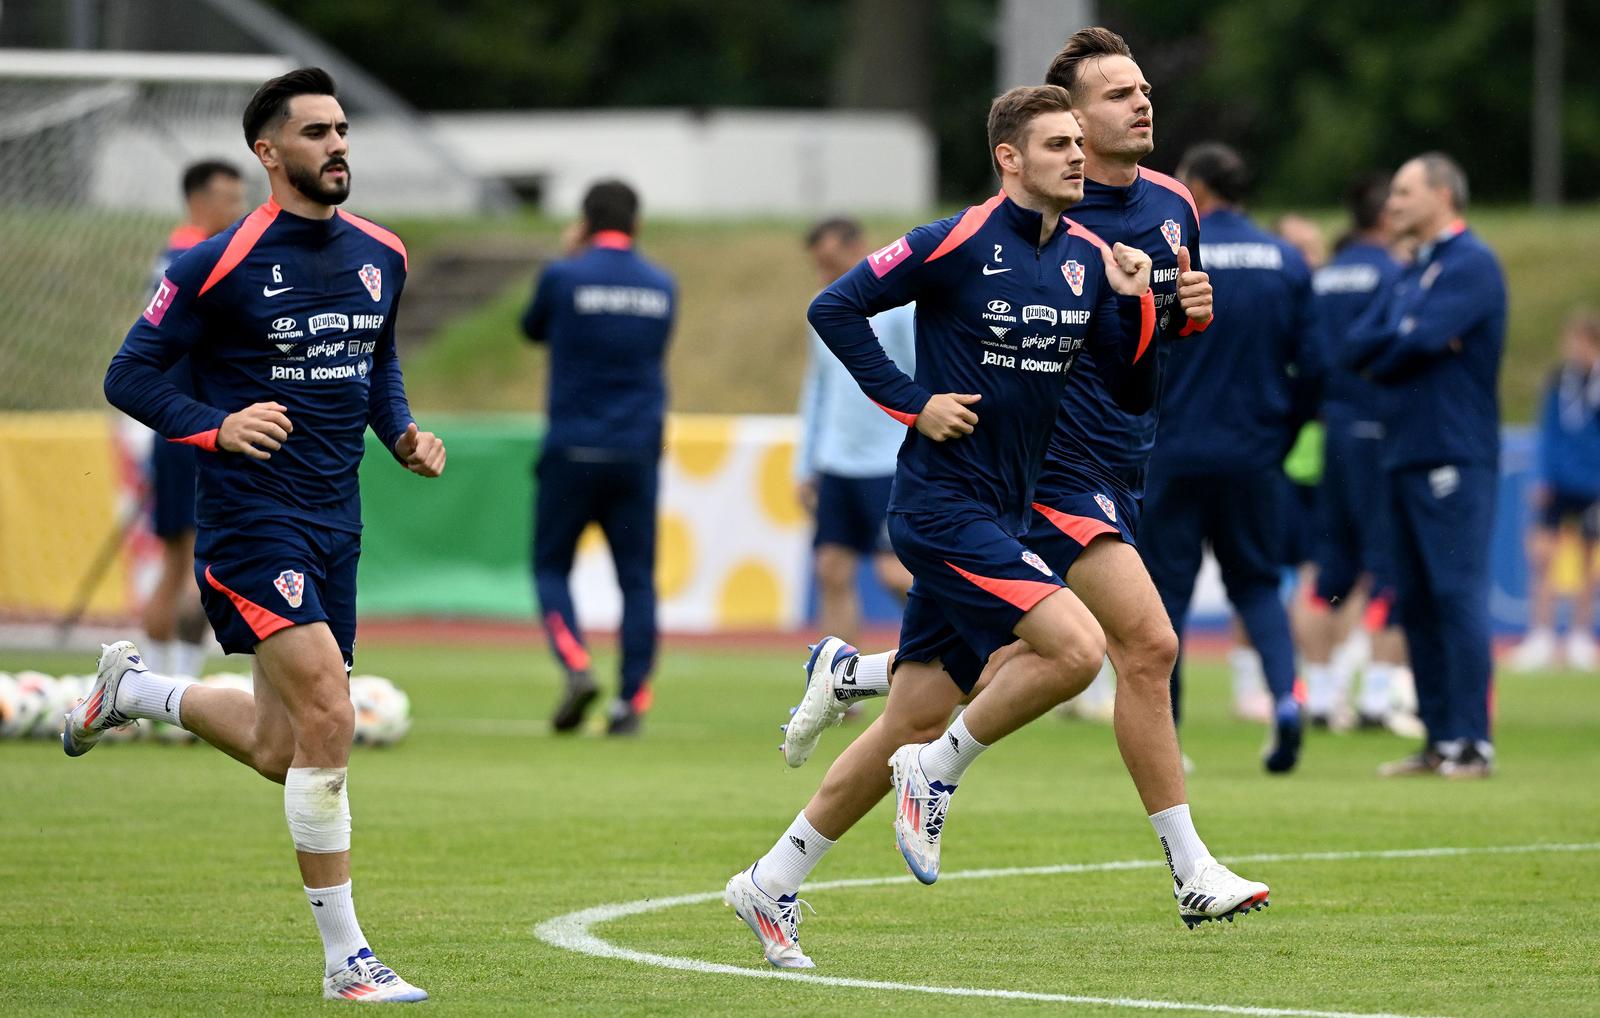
1344, 171, 1391, 232
805, 217, 862, 249
1412, 151, 1469, 211
182, 160, 242, 198
1045, 27, 1135, 100
582, 180, 640, 235
987, 84, 1076, 178
1177, 142, 1251, 204
242, 67, 338, 147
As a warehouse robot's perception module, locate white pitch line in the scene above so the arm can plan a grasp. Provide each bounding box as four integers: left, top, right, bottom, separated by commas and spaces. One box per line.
534, 841, 1600, 1018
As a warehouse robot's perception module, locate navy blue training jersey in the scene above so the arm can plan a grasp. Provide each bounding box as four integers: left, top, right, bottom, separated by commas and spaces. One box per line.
1341, 223, 1506, 470
520, 232, 676, 456
1045, 166, 1207, 497
1536, 364, 1600, 498
1149, 207, 1315, 476
808, 191, 1155, 534
149, 224, 210, 402
1311, 240, 1400, 432
104, 198, 414, 533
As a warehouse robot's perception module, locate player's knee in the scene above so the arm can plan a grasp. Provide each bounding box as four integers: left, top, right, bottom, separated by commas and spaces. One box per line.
293, 689, 354, 748
1116, 617, 1178, 678
253, 743, 294, 784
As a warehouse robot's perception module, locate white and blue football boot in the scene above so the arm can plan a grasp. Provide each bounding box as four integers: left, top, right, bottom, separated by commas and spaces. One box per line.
323, 948, 428, 1003
723, 866, 815, 969
62, 641, 143, 758
889, 743, 956, 885
781, 637, 861, 768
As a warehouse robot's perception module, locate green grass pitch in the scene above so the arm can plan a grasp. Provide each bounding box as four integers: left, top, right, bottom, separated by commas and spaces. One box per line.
1, 640, 1597, 1016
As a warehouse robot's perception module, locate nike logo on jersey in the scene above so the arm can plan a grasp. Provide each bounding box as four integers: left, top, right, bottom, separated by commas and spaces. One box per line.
981, 265, 1011, 275
263, 285, 294, 296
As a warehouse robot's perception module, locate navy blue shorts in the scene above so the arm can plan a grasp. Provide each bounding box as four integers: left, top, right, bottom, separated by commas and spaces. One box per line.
889, 507, 1065, 693
1538, 489, 1600, 540
149, 439, 198, 538
813, 472, 894, 555
1314, 427, 1395, 602
1026, 463, 1142, 577
194, 516, 360, 664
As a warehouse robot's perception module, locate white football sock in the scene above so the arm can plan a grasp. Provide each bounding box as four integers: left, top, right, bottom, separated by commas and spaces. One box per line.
1303, 662, 1333, 715
917, 713, 987, 786
305, 881, 369, 974
753, 810, 835, 898
1228, 647, 1263, 701
1358, 662, 1393, 718
113, 667, 195, 726
1149, 803, 1212, 886
166, 639, 205, 679
851, 651, 892, 695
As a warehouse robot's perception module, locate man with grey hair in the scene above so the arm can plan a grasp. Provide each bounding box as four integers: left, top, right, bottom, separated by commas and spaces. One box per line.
1339, 152, 1506, 779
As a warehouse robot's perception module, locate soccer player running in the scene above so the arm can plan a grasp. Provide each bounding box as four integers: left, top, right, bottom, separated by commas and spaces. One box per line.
1342, 153, 1507, 779
142, 160, 247, 681
784, 28, 1270, 919
71, 68, 443, 1002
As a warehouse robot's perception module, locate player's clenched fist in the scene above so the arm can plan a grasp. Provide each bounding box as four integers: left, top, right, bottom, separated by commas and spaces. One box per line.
1101, 241, 1152, 296
915, 392, 980, 442
1176, 246, 1212, 325
219, 401, 293, 460
395, 421, 446, 477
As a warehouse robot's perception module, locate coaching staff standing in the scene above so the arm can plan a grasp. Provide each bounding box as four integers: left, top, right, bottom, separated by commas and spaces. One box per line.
522, 180, 677, 736
1342, 153, 1506, 779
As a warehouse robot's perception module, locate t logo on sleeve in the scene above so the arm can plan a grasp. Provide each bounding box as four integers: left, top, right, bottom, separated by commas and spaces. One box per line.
868, 236, 911, 277
143, 276, 178, 326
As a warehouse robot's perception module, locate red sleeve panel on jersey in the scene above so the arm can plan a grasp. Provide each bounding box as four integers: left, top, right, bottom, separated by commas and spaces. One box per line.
1133, 288, 1157, 362
924, 191, 1005, 264
168, 428, 220, 452
338, 209, 409, 270
1137, 166, 1201, 223
872, 399, 919, 427
199, 200, 281, 296
1178, 313, 1212, 337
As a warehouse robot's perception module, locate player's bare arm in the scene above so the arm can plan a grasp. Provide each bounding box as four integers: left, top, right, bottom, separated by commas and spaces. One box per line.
395, 422, 446, 478
915, 392, 981, 441
1176, 246, 1212, 324
218, 401, 293, 460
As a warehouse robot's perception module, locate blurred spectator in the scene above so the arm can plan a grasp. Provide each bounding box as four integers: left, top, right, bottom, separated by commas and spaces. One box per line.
1275, 213, 1329, 270
1508, 308, 1600, 672
794, 218, 914, 641
522, 180, 677, 736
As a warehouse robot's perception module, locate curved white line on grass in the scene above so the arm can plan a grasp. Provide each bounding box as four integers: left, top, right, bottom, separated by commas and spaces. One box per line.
534, 841, 1600, 1018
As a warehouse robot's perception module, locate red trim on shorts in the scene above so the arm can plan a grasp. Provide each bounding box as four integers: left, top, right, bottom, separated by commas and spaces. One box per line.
203, 565, 294, 641
199, 200, 281, 296
1364, 592, 1393, 631
1031, 502, 1118, 546
943, 560, 1058, 612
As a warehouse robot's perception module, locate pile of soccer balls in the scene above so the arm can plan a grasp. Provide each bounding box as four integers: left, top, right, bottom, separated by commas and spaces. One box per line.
0, 671, 411, 747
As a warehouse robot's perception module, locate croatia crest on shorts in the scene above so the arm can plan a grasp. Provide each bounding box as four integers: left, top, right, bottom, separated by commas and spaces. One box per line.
1021, 550, 1052, 577
1161, 219, 1182, 254
1062, 260, 1085, 297
1094, 492, 1117, 523
273, 569, 305, 609
358, 263, 382, 302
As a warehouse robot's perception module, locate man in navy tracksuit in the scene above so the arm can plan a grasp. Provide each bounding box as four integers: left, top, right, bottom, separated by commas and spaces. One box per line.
1302, 174, 1407, 728
1341, 153, 1506, 779
1144, 142, 1317, 773
522, 180, 676, 736
78, 68, 442, 1002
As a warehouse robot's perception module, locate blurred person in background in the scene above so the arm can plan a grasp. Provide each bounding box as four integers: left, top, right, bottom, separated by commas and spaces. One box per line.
1147, 141, 1317, 773
795, 217, 914, 644
1300, 173, 1415, 731
141, 160, 246, 681
1341, 153, 1507, 779
1507, 308, 1600, 672
1275, 213, 1329, 271
522, 180, 677, 736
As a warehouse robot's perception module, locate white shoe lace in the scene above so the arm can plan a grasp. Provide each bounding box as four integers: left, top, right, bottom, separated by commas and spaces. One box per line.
906, 782, 953, 843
